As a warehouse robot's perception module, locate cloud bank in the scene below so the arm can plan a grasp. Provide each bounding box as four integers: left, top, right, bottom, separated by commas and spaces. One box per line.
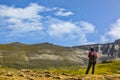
101, 19, 120, 42
0, 3, 96, 46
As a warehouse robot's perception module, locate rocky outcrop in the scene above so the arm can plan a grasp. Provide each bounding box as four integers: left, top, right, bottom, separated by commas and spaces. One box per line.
74, 39, 120, 58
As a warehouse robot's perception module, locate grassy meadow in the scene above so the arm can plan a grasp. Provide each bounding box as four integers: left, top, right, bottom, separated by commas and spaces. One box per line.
0, 60, 120, 80
48, 60, 120, 75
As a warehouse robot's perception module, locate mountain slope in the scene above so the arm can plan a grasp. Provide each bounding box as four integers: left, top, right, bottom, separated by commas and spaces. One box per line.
0, 42, 87, 68
0, 39, 120, 68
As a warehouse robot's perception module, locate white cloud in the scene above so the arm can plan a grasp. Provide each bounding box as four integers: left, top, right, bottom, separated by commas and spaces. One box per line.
100, 19, 120, 42
108, 19, 120, 39
79, 21, 95, 33
8, 19, 42, 32
0, 3, 44, 34
0, 3, 45, 19
0, 3, 96, 45
52, 7, 65, 11
47, 18, 96, 44
47, 18, 95, 37
0, 3, 74, 34
55, 9, 74, 16
7, 18, 22, 23
47, 21, 79, 37
100, 35, 109, 42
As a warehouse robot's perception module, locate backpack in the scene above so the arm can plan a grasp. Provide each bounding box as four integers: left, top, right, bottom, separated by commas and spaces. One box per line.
89, 52, 96, 62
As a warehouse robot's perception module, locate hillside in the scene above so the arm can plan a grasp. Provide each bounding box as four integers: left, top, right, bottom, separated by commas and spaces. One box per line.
0, 42, 87, 68
0, 39, 120, 68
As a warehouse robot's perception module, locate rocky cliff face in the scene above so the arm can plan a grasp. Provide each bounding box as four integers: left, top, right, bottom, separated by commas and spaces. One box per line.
74, 39, 120, 58
0, 39, 120, 68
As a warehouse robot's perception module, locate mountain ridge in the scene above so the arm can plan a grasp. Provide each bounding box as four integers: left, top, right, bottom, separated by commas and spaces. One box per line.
0, 39, 120, 68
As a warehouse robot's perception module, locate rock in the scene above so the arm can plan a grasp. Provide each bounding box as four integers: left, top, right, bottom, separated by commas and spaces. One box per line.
4, 73, 13, 77
62, 73, 72, 76
45, 74, 51, 77
64, 77, 78, 80
30, 73, 42, 77
21, 69, 31, 73
18, 74, 25, 77
44, 71, 50, 74
44, 71, 51, 77
53, 76, 61, 79
77, 78, 82, 80
26, 77, 34, 80
37, 74, 42, 77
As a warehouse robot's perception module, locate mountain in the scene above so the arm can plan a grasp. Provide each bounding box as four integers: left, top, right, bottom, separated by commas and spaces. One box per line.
0, 39, 120, 68
0, 42, 86, 68
74, 39, 120, 59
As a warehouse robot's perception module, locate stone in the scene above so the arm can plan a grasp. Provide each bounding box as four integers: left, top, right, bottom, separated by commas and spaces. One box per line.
53, 76, 61, 79
45, 74, 51, 77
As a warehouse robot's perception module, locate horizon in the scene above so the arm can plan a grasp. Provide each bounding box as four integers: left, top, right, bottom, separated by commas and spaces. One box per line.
0, 39, 116, 47
0, 0, 120, 46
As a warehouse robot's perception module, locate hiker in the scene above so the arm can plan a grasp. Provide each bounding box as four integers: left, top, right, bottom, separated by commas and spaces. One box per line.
86, 48, 98, 74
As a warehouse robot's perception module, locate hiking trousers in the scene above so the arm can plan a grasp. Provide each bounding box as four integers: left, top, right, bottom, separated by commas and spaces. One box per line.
86, 61, 96, 74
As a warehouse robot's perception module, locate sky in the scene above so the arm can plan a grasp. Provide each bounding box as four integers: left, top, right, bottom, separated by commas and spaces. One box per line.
0, 0, 120, 46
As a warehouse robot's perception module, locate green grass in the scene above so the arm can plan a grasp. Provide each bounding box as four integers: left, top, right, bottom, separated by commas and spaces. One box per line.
0, 61, 120, 76
48, 61, 120, 75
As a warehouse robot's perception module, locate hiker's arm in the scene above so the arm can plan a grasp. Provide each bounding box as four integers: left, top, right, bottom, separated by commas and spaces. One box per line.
95, 53, 98, 58
88, 52, 91, 59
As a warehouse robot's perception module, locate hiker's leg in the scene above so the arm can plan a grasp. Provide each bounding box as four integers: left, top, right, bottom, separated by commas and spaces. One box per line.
92, 62, 96, 74
86, 62, 91, 74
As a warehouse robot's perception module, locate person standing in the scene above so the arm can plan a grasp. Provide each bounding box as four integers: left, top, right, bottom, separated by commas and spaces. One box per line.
86, 48, 98, 74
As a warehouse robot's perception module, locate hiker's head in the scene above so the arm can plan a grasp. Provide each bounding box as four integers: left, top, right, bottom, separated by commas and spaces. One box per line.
90, 48, 94, 51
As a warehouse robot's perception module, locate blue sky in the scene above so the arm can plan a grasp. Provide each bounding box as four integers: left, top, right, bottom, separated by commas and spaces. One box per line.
0, 0, 120, 46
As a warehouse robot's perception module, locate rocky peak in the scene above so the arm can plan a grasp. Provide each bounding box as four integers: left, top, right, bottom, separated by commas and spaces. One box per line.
114, 39, 120, 44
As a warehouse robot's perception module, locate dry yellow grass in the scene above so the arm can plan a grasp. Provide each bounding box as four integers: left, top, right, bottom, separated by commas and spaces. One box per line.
0, 68, 120, 80
0, 61, 120, 80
